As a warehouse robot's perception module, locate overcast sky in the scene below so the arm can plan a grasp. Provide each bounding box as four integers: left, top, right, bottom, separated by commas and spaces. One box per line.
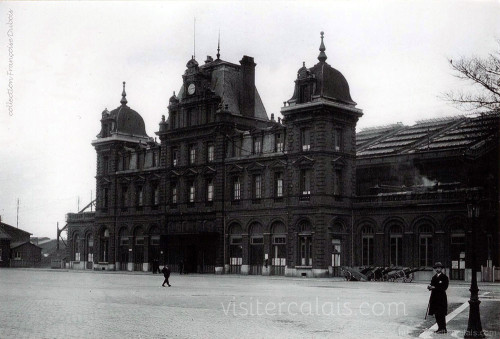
0, 0, 499, 238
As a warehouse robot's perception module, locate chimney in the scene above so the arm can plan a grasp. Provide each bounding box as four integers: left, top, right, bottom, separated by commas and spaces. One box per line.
239, 55, 256, 118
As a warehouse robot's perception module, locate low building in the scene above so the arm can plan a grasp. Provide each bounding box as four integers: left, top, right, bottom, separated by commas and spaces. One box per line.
0, 218, 42, 268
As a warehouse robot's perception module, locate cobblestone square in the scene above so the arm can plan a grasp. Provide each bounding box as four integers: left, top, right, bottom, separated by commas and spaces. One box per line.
1, 270, 499, 338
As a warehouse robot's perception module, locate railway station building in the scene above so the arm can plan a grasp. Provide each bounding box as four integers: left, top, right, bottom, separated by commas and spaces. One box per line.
66, 33, 499, 280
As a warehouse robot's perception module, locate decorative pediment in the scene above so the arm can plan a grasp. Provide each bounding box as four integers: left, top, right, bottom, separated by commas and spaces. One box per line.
332, 156, 346, 168
148, 173, 162, 181
270, 159, 287, 169
169, 170, 181, 178
226, 164, 244, 173
246, 161, 265, 172
201, 166, 216, 175
183, 168, 198, 177
292, 155, 315, 167
133, 175, 146, 183
98, 177, 112, 185
118, 177, 132, 184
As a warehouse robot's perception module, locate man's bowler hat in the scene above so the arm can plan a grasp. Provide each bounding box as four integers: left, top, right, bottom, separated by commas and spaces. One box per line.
433, 262, 444, 268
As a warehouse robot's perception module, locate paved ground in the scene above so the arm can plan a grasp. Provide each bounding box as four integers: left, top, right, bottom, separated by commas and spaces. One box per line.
0, 269, 498, 339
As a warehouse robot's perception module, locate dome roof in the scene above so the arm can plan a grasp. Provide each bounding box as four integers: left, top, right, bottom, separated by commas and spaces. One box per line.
169, 91, 179, 104
108, 82, 148, 137
309, 61, 356, 105
109, 105, 148, 137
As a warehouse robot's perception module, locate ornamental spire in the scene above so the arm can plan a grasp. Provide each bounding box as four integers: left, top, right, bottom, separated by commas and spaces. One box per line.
318, 31, 327, 63
216, 29, 221, 60
120, 81, 127, 105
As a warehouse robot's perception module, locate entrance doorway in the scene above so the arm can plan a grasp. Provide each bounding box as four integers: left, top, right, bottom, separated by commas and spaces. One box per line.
450, 234, 465, 280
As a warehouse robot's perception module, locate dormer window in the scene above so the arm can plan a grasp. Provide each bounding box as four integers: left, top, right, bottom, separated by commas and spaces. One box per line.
253, 137, 262, 154
275, 133, 284, 152
299, 84, 311, 103
333, 129, 342, 152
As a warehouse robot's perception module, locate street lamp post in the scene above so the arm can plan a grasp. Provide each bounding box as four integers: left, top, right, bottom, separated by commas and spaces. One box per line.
464, 201, 485, 338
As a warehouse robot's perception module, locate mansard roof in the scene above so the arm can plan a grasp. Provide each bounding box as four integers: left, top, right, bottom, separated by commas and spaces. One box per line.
176, 58, 268, 120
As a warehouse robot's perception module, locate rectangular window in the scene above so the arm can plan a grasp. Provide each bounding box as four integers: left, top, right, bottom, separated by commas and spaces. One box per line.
151, 235, 160, 246
275, 133, 284, 152
250, 237, 264, 245
189, 145, 196, 165
172, 148, 178, 167
137, 186, 143, 206
390, 236, 402, 266
188, 181, 195, 203
152, 184, 160, 206
300, 170, 311, 196
362, 236, 374, 266
301, 129, 311, 151
334, 170, 342, 196
135, 237, 144, 246
253, 174, 262, 200
171, 112, 177, 129
171, 183, 177, 204
103, 188, 109, 208
137, 152, 144, 169
275, 172, 283, 198
103, 156, 109, 174
233, 177, 241, 201
15, 251, 21, 260
207, 179, 214, 202
272, 236, 286, 245
333, 129, 342, 152
120, 237, 129, 246
207, 144, 215, 162
233, 138, 242, 157
253, 137, 262, 154
121, 186, 128, 209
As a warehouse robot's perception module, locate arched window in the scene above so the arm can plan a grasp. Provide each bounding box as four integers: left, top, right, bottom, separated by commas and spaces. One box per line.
361, 225, 374, 266
389, 225, 403, 266
419, 224, 433, 267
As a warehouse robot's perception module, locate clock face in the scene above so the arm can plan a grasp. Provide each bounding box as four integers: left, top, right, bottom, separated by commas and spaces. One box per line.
188, 83, 196, 95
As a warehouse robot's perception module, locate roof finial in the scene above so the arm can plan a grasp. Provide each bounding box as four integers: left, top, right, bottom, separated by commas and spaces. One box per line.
318, 31, 327, 63
216, 29, 221, 60
120, 81, 128, 105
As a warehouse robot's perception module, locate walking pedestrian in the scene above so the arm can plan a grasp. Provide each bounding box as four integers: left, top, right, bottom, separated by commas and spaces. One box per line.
161, 265, 171, 287
427, 262, 449, 334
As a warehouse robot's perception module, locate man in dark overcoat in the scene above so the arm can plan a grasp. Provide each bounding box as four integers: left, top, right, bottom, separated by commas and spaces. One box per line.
427, 262, 449, 333
161, 265, 171, 287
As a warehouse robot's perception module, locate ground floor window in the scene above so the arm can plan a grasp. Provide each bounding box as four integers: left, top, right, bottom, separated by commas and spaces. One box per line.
299, 236, 312, 266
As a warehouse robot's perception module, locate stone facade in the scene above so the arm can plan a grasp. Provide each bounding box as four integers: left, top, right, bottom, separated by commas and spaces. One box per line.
66, 33, 499, 279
